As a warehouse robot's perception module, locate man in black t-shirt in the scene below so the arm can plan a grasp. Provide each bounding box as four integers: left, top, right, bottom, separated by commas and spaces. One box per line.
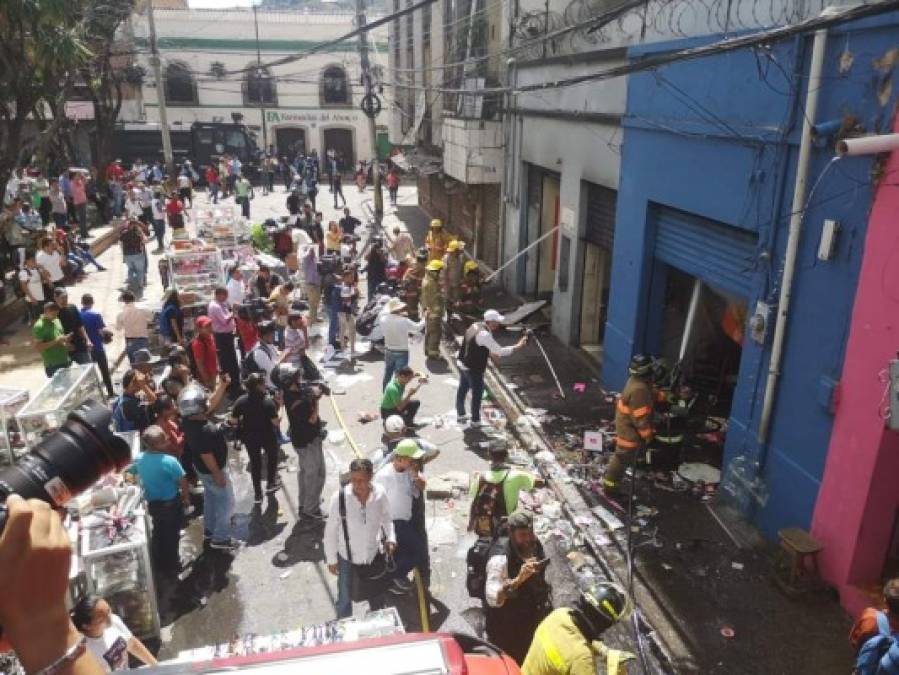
253, 265, 283, 299
284, 372, 326, 520
116, 370, 156, 433
338, 208, 360, 237
53, 288, 91, 364
230, 373, 282, 503
179, 379, 239, 550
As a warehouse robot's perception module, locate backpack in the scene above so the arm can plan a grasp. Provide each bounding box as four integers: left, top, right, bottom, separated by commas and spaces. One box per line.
110, 395, 136, 433
240, 343, 267, 381
468, 469, 510, 538
466, 535, 504, 601
856, 612, 899, 675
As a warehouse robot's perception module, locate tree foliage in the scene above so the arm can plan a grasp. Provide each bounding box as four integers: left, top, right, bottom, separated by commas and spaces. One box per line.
0, 0, 90, 190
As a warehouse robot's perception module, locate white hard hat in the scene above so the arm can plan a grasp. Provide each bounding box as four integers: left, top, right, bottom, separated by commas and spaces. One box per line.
483, 309, 505, 324
385, 415, 405, 433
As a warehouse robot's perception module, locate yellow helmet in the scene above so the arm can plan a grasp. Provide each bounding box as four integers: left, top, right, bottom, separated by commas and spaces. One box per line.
430, 219, 443, 229
447, 239, 465, 252
426, 260, 444, 272
464, 260, 479, 273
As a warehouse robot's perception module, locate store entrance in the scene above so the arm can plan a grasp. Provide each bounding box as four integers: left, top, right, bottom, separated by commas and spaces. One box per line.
521, 166, 560, 300
322, 128, 355, 169
275, 127, 306, 158
657, 266, 746, 465
579, 242, 610, 358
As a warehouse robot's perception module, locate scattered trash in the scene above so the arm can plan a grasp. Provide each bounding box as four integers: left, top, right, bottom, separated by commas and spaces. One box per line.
591, 504, 624, 531
731, 562, 744, 570
357, 412, 379, 424
427, 517, 459, 546
276, 552, 289, 563
661, 563, 673, 571
279, 570, 292, 579
720, 626, 735, 639
326, 430, 346, 445
583, 431, 604, 451
573, 382, 587, 393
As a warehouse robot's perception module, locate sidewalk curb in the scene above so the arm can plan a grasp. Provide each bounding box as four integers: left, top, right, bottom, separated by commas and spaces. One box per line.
439, 331, 684, 672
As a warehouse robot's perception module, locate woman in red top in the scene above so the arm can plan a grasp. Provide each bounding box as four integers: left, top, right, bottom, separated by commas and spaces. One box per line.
386, 168, 400, 206
191, 316, 218, 390
235, 306, 260, 353
205, 165, 219, 205
165, 194, 188, 233
154, 396, 184, 458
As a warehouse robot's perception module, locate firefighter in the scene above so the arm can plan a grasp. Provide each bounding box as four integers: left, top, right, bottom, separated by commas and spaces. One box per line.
650, 383, 695, 469
425, 218, 454, 262
441, 239, 465, 304
420, 259, 445, 360
400, 248, 428, 321
521, 583, 635, 675
603, 354, 656, 494
456, 260, 483, 317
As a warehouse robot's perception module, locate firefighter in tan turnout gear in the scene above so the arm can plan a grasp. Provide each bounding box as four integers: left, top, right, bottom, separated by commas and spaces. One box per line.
603, 354, 657, 494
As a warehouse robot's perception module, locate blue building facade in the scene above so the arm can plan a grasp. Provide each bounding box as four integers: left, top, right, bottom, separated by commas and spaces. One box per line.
603, 14, 899, 536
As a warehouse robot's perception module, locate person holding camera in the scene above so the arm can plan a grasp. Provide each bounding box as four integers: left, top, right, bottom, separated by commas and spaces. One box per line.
230, 372, 282, 504
284, 369, 327, 521
380, 366, 426, 430
364, 237, 388, 301
484, 511, 552, 665
456, 309, 529, 428
338, 270, 359, 360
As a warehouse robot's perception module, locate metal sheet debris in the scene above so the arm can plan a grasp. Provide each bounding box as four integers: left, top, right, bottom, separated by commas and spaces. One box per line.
591, 504, 624, 531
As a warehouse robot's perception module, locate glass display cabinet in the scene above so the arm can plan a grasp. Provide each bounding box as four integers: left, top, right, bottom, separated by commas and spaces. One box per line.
0, 387, 29, 465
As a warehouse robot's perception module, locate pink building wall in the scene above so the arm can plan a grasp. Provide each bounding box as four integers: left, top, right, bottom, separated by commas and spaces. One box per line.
811, 112, 899, 616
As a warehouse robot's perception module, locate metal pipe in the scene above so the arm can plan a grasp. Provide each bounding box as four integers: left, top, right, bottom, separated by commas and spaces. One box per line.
678, 278, 702, 363
757, 23, 829, 444
484, 224, 559, 282
837, 133, 899, 156
145, 0, 174, 176
532, 333, 566, 399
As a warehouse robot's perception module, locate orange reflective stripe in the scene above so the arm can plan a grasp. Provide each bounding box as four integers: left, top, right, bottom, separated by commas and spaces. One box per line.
616, 437, 640, 449
630, 405, 652, 418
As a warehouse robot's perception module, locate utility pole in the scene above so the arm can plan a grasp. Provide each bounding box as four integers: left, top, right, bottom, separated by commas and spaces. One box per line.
253, 4, 269, 154
356, 0, 384, 225
146, 0, 175, 177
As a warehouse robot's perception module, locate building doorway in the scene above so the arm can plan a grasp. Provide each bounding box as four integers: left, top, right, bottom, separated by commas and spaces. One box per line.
275, 127, 306, 158
322, 128, 355, 170
520, 165, 560, 300
579, 242, 611, 355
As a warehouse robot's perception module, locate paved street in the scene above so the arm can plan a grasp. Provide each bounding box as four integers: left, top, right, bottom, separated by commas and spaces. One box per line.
0, 181, 588, 661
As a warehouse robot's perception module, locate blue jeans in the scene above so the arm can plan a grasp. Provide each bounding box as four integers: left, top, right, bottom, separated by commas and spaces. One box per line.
456, 367, 485, 422
124, 253, 146, 293
328, 307, 339, 348
125, 337, 149, 365
199, 471, 234, 542
383, 349, 409, 391
152, 219, 166, 249
336, 555, 353, 618
393, 519, 428, 579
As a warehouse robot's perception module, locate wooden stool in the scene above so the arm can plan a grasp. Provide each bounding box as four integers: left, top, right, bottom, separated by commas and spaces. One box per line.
774, 528, 823, 596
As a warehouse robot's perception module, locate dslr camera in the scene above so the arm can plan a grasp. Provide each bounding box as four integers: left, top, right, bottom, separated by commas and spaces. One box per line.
300, 380, 331, 399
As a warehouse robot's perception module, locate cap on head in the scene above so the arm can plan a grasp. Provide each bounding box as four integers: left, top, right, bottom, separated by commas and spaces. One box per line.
483, 309, 505, 324
132, 348, 157, 367
430, 219, 443, 229
196, 316, 212, 329
385, 297, 407, 314
385, 415, 405, 434
395, 438, 425, 460
507, 511, 533, 531
426, 260, 444, 272
628, 354, 654, 378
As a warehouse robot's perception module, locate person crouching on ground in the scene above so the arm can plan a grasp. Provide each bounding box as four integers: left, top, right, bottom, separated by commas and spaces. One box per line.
380, 366, 426, 429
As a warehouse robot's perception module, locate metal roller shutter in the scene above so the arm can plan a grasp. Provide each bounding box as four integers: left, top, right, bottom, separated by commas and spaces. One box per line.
585, 183, 617, 251
652, 204, 758, 296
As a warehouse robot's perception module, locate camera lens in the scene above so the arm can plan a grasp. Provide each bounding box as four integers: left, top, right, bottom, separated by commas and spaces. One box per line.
0, 399, 132, 511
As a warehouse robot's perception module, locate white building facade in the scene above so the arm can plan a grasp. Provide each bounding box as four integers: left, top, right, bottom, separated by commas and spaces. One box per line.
125, 7, 388, 167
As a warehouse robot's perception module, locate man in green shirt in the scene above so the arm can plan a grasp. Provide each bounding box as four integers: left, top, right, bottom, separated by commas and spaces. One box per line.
32, 302, 72, 377
235, 175, 252, 219
469, 446, 542, 536
380, 366, 426, 428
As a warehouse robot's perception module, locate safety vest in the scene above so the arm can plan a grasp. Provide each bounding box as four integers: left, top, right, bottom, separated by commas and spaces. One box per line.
521, 609, 633, 675
614, 376, 655, 450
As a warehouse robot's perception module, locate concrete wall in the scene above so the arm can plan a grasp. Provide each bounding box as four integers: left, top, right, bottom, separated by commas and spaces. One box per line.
811, 110, 899, 616
125, 8, 387, 161
604, 17, 899, 537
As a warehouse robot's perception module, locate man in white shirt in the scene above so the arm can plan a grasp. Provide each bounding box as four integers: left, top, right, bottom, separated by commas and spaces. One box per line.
390, 226, 415, 262
456, 308, 529, 428
379, 297, 425, 390
116, 290, 151, 365
247, 321, 287, 387
226, 265, 246, 306
35, 236, 65, 289
373, 439, 428, 594
325, 457, 396, 618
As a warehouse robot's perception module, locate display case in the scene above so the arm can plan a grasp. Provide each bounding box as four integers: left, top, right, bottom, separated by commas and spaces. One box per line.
16, 364, 105, 450
81, 511, 160, 639
0, 387, 29, 465
167, 247, 223, 301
